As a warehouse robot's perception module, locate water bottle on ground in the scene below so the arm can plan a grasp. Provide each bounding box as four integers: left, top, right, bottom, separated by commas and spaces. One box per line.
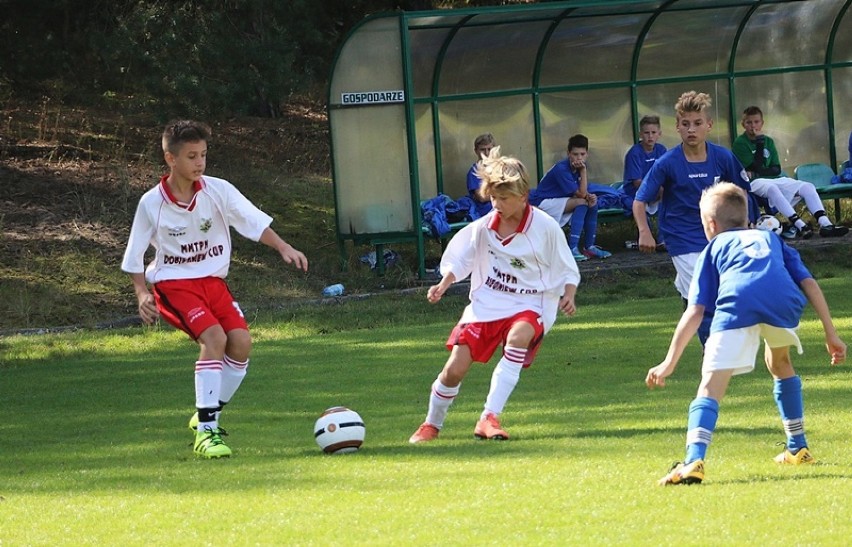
322, 283, 344, 297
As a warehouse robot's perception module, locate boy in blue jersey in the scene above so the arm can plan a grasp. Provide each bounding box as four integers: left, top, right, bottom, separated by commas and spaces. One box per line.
530, 134, 611, 262
633, 91, 754, 342
646, 182, 846, 486
466, 133, 496, 218
623, 115, 667, 247
623, 115, 667, 206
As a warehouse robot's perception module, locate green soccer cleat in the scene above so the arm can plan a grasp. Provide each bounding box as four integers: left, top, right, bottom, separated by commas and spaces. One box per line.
188, 411, 199, 432
658, 460, 704, 486
194, 426, 232, 459
774, 447, 815, 465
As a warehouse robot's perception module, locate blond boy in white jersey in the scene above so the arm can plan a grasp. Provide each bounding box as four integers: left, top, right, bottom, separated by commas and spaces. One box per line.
409, 147, 581, 443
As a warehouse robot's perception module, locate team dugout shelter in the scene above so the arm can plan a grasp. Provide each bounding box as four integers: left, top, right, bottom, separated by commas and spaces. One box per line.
328, 0, 852, 277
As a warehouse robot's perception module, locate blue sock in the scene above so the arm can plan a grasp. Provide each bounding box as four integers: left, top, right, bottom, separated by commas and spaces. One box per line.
774, 376, 807, 452
583, 204, 599, 248
684, 397, 719, 463
569, 205, 588, 251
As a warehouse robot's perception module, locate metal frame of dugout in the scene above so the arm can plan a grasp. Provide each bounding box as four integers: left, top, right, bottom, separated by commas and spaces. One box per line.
327, 0, 852, 278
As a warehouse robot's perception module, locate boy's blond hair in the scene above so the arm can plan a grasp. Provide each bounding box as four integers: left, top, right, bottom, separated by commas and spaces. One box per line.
700, 182, 748, 231
675, 91, 712, 120
474, 146, 530, 200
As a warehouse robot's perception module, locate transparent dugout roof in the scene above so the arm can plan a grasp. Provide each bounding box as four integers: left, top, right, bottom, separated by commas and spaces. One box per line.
328, 0, 852, 276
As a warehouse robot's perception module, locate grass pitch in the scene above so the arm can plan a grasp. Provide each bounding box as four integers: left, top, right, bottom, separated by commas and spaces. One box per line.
1, 275, 850, 545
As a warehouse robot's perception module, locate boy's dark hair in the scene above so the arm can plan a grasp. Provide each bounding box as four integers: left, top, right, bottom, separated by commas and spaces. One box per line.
639, 115, 661, 127
742, 105, 764, 118
474, 133, 495, 148
567, 134, 589, 151
162, 120, 212, 155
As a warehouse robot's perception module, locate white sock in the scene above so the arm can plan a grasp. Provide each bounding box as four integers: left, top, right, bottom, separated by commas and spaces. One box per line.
195, 360, 223, 423
425, 380, 460, 428
482, 346, 526, 418
220, 355, 249, 404
794, 218, 807, 229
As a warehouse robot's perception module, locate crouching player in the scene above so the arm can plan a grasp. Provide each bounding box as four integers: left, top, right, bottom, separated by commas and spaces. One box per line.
409, 147, 581, 443
646, 182, 846, 485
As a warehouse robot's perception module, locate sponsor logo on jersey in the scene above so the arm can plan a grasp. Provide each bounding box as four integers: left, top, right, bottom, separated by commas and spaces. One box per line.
510, 258, 527, 269
168, 225, 187, 237
199, 218, 212, 233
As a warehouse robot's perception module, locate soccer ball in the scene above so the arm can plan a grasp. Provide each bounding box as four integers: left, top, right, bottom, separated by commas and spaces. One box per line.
756, 214, 782, 235
314, 406, 365, 454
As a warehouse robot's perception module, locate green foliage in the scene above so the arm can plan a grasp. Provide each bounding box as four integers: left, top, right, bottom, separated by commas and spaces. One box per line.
0, 0, 472, 117
1, 278, 850, 543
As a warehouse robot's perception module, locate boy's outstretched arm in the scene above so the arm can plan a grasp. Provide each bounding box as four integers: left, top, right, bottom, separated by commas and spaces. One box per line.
800, 278, 847, 365
259, 227, 308, 272
427, 272, 457, 304
646, 304, 705, 388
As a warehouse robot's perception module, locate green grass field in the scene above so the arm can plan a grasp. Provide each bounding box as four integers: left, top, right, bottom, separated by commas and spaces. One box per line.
1, 274, 850, 545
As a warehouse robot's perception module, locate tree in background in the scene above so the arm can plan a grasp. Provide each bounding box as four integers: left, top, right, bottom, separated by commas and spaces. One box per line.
0, 0, 528, 117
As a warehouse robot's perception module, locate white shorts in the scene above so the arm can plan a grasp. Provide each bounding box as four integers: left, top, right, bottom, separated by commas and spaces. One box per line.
703, 324, 803, 376
671, 252, 701, 299
750, 177, 805, 206
536, 198, 573, 227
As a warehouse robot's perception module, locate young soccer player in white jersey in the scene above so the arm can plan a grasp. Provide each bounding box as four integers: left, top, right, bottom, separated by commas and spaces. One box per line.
409, 147, 581, 444
633, 91, 754, 343
122, 120, 308, 458
646, 182, 846, 485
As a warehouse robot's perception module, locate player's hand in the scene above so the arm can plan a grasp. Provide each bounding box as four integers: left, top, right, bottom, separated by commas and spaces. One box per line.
637, 231, 657, 253
645, 362, 675, 388
826, 333, 847, 366
585, 193, 597, 206
558, 294, 576, 316
137, 293, 159, 325
279, 243, 309, 272
427, 283, 448, 304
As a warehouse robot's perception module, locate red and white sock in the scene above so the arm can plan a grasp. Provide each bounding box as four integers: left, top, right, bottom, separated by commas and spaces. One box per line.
425, 380, 460, 428
482, 346, 526, 419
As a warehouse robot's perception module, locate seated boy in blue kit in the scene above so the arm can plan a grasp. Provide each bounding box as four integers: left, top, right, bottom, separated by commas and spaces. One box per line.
529, 134, 611, 262
466, 133, 496, 218
646, 182, 846, 486
623, 115, 667, 247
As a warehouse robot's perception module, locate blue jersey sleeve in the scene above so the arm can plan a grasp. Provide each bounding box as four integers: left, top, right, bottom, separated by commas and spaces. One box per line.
688, 246, 719, 313
781, 240, 812, 285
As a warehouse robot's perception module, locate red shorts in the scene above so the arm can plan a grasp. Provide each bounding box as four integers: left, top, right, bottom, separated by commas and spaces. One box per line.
446, 310, 545, 368
153, 277, 247, 340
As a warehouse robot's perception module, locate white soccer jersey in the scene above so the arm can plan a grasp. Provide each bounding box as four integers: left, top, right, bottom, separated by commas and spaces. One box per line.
121, 175, 273, 284
440, 205, 581, 332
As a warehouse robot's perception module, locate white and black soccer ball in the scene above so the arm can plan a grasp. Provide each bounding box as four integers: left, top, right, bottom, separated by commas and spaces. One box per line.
314, 406, 365, 454
756, 214, 782, 235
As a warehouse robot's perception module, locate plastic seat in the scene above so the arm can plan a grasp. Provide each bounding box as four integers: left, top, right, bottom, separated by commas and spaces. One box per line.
793, 162, 835, 187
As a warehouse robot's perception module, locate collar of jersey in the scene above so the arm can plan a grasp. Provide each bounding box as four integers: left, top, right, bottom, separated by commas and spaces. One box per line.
159, 175, 204, 210
488, 203, 533, 245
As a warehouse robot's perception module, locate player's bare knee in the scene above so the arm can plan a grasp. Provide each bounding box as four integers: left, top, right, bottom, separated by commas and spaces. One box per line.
225, 328, 252, 360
